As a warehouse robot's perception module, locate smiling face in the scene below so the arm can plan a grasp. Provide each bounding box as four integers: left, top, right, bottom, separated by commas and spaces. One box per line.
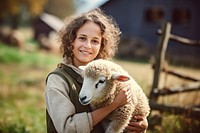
72, 21, 102, 67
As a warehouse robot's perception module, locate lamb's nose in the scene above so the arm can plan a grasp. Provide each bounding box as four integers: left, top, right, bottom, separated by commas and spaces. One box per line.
80, 96, 87, 102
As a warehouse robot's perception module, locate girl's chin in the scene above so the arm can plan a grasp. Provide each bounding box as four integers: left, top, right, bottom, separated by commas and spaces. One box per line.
74, 56, 96, 66
78, 58, 94, 65
81, 59, 93, 64
80, 56, 95, 62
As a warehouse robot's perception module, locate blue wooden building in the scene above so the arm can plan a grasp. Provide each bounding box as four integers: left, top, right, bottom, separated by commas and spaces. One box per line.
100, 0, 200, 66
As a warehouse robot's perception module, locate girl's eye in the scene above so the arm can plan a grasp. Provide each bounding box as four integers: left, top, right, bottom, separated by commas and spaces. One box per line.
92, 40, 100, 45
78, 37, 86, 41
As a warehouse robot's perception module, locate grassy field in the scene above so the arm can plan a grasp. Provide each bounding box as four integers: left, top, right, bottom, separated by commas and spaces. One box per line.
0, 43, 60, 133
0, 43, 199, 133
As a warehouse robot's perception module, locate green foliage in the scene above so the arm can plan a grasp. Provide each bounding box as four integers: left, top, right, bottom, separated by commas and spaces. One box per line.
0, 0, 48, 18
161, 114, 199, 133
0, 123, 29, 133
0, 0, 48, 28
148, 113, 200, 133
0, 43, 59, 67
0, 44, 23, 64
0, 121, 29, 133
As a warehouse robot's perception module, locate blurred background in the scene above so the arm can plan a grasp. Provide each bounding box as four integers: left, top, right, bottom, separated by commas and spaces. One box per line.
0, 0, 199, 133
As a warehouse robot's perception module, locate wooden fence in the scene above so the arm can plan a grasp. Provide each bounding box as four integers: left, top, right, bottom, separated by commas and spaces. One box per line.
149, 22, 200, 119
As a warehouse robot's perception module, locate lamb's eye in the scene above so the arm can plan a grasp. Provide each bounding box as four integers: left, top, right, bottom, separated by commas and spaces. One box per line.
95, 79, 106, 89
99, 79, 105, 84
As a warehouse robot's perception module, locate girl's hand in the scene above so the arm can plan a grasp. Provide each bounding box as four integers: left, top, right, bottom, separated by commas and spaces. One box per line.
125, 115, 148, 133
112, 88, 132, 108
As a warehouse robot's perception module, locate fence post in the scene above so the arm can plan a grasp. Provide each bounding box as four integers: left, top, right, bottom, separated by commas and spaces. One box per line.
150, 22, 171, 102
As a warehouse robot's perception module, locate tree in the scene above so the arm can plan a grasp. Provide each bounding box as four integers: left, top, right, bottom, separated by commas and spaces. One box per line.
0, 0, 48, 29
44, 0, 75, 19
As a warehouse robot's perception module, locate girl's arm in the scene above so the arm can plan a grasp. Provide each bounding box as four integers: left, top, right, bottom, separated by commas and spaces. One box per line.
91, 88, 132, 126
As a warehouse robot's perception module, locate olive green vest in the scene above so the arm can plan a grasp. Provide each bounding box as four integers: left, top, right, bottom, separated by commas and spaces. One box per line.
46, 63, 104, 133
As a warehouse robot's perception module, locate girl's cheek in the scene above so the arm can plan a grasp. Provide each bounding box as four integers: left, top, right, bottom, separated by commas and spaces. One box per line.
94, 47, 101, 53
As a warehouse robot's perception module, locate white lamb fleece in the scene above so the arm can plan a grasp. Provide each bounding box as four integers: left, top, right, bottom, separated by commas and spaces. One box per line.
79, 59, 150, 133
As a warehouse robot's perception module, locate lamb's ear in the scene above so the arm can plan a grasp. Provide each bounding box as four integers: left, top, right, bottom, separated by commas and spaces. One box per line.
111, 72, 130, 82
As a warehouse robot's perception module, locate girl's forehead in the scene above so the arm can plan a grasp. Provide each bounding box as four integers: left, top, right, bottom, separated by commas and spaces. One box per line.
77, 21, 102, 38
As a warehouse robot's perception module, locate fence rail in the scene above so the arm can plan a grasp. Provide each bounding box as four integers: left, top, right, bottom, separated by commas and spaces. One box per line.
149, 22, 200, 119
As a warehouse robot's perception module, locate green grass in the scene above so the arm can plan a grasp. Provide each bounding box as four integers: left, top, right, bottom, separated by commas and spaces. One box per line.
0, 87, 45, 133
0, 43, 59, 67
0, 43, 59, 133
148, 112, 200, 133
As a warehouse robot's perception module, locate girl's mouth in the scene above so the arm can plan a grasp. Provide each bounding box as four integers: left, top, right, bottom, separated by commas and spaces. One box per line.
80, 50, 92, 55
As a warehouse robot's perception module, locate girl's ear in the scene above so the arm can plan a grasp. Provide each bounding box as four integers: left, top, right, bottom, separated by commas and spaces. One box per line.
111, 72, 130, 82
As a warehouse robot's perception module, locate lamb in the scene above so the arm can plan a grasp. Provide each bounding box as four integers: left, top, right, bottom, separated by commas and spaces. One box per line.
79, 59, 150, 133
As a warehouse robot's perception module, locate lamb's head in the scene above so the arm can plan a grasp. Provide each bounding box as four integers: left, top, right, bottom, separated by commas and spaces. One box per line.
79, 59, 130, 105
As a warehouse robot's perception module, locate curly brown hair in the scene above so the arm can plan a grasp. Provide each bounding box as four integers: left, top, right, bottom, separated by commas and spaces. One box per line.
59, 8, 121, 64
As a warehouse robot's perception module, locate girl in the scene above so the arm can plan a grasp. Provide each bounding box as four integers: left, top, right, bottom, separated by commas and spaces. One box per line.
45, 8, 148, 133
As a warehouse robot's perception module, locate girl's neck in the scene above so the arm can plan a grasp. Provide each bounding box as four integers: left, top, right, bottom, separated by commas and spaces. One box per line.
72, 60, 88, 68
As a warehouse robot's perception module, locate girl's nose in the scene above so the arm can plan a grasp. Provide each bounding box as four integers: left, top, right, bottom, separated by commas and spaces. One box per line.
85, 41, 92, 48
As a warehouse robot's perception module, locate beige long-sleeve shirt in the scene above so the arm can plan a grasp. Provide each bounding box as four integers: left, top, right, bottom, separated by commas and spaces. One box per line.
45, 65, 93, 133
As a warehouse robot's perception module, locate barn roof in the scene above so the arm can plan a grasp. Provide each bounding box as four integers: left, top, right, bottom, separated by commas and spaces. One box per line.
40, 13, 64, 32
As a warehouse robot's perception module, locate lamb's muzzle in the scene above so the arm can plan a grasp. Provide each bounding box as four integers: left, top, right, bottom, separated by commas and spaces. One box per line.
79, 96, 89, 105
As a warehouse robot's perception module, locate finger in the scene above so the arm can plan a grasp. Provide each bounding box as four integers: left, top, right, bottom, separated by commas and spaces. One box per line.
130, 116, 142, 122
126, 89, 132, 97
128, 121, 141, 127
130, 121, 148, 131
133, 115, 144, 121
133, 116, 148, 128
126, 125, 143, 132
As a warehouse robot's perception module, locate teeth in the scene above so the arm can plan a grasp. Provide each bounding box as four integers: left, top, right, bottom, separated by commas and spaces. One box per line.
80, 50, 91, 55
